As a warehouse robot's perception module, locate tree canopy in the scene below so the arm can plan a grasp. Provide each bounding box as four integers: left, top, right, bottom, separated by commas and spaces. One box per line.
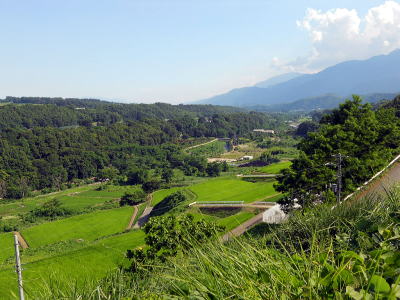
276, 96, 400, 209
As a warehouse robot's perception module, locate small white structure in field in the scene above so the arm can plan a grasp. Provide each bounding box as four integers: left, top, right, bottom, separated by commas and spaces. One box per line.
262, 204, 287, 224
253, 129, 275, 134
241, 155, 253, 160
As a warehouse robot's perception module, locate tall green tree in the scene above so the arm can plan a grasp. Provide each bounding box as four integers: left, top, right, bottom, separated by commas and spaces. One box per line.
276, 96, 400, 210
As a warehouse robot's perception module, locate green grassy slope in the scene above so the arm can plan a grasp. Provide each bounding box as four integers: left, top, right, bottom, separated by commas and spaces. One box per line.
153, 177, 279, 205
0, 230, 145, 299
190, 177, 278, 203
21, 206, 132, 248
258, 161, 292, 174
0, 184, 138, 217
0, 233, 14, 264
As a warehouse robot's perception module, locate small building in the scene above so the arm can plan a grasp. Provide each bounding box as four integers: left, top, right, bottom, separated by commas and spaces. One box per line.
253, 129, 275, 134
241, 155, 253, 160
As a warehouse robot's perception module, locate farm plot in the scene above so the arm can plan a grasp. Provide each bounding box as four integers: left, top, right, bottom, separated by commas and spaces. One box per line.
0, 232, 14, 264
217, 211, 256, 231
0, 230, 145, 299
58, 185, 140, 211
190, 177, 278, 203
258, 161, 292, 174
187, 139, 227, 157
0, 184, 138, 218
186, 209, 256, 232
152, 177, 280, 206
21, 206, 132, 248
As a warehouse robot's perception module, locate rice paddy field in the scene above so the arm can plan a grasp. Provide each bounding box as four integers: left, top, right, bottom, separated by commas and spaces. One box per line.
187, 139, 227, 157
258, 161, 292, 174
0, 160, 287, 299
0, 184, 139, 218
0, 230, 146, 298
152, 176, 280, 205
21, 206, 133, 248
187, 210, 256, 232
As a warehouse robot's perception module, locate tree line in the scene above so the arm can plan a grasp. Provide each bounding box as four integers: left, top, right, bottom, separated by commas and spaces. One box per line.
276, 95, 400, 210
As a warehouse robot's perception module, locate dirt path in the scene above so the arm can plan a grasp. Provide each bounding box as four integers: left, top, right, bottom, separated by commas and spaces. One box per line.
13, 231, 29, 249
354, 162, 400, 200
221, 212, 264, 242
125, 205, 139, 231
133, 193, 154, 229
133, 207, 153, 229
185, 138, 218, 150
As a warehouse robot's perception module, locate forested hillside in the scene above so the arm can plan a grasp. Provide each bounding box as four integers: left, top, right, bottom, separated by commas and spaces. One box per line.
0, 98, 276, 199
0, 97, 244, 129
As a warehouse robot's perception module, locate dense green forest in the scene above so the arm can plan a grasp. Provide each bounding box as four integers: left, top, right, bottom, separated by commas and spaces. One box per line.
0, 97, 284, 199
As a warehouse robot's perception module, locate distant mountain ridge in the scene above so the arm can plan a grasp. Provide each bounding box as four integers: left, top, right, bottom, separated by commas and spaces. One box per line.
245, 93, 399, 112
195, 49, 400, 109
254, 72, 303, 88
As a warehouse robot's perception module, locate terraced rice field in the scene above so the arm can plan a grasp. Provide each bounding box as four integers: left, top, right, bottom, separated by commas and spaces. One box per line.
153, 176, 279, 206
258, 161, 292, 174
21, 206, 132, 248
0, 230, 145, 298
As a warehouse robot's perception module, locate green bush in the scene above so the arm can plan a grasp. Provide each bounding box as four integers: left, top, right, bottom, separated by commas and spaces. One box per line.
150, 191, 187, 217
26, 199, 72, 221
119, 190, 147, 206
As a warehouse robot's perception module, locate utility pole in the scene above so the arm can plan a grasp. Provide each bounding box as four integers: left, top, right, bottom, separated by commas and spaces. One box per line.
14, 234, 25, 300
332, 153, 344, 203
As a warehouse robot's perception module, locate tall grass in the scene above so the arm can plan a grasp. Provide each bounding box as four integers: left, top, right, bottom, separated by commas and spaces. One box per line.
34, 190, 400, 299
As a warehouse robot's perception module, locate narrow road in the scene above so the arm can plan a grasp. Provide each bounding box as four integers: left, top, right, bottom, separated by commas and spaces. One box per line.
133, 193, 154, 229
185, 138, 218, 150
125, 205, 139, 231
133, 207, 153, 229
354, 162, 400, 200
13, 231, 29, 249
221, 212, 264, 242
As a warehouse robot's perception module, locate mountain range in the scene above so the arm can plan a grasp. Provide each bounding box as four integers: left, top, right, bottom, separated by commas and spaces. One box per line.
195, 49, 400, 111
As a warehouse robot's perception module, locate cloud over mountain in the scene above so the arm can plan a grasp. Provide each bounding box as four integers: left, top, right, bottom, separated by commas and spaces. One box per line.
275, 1, 400, 72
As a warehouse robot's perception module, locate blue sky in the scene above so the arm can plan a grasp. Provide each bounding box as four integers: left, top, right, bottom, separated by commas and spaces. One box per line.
0, 0, 399, 103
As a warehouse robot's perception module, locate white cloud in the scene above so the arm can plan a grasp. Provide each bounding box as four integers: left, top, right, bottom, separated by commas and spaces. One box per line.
274, 1, 400, 73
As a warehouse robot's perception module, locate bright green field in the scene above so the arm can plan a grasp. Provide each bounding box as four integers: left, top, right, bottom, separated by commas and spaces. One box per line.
0, 184, 137, 217
187, 140, 227, 157
187, 210, 255, 232
259, 161, 292, 174
0, 230, 145, 299
217, 211, 255, 231
190, 177, 278, 203
21, 206, 132, 248
152, 177, 279, 205
0, 233, 14, 264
